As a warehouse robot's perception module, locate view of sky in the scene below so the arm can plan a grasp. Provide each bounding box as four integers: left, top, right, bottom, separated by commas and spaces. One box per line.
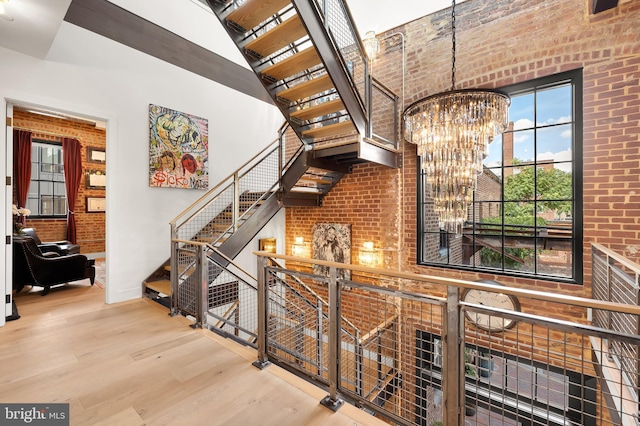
484, 84, 574, 174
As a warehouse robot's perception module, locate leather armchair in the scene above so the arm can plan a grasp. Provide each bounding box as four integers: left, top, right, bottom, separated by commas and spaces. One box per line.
13, 236, 95, 295
22, 227, 80, 256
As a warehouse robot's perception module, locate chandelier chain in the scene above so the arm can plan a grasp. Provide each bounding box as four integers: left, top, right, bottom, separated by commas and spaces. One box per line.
451, 0, 456, 91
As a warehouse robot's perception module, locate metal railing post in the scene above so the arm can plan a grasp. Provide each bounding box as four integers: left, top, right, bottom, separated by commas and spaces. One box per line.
316, 299, 323, 376
232, 172, 240, 231
169, 225, 179, 316
444, 285, 462, 425
321, 267, 344, 411
253, 255, 271, 369
192, 244, 208, 329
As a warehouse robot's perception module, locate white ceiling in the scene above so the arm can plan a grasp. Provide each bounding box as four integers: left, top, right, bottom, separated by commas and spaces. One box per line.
0, 0, 460, 60
0, 0, 71, 58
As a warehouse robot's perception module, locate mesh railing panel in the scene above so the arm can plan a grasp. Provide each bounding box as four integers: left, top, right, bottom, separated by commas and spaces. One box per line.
237, 146, 280, 220
175, 244, 200, 317
371, 78, 398, 148
591, 248, 610, 328
314, 0, 367, 110
205, 261, 258, 346
340, 280, 444, 425
177, 185, 234, 244
591, 245, 640, 403
265, 268, 332, 384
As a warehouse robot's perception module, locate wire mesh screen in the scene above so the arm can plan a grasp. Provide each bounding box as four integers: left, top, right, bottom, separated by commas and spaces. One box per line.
265, 268, 332, 384
177, 184, 234, 244
314, 0, 367, 108
175, 244, 200, 317
237, 146, 280, 220
591, 245, 640, 406
205, 262, 258, 347
371, 79, 398, 148
591, 248, 610, 328
462, 305, 640, 426
340, 280, 445, 425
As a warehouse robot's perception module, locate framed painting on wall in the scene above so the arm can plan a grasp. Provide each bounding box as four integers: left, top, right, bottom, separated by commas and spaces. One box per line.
86, 196, 106, 213
86, 169, 106, 189
312, 223, 351, 280
86, 147, 106, 164
148, 104, 209, 190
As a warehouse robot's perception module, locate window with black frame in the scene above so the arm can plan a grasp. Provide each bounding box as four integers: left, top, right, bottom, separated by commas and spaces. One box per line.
418, 70, 583, 283
27, 141, 67, 217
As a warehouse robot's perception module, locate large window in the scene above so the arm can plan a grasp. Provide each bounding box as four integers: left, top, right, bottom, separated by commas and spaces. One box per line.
418, 70, 583, 283
27, 141, 67, 217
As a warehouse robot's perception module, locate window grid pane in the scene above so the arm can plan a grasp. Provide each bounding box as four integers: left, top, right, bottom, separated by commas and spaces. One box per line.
28, 141, 67, 217
418, 71, 580, 282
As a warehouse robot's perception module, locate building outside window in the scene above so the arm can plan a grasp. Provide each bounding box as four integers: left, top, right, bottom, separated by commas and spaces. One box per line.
418, 70, 583, 283
27, 141, 67, 217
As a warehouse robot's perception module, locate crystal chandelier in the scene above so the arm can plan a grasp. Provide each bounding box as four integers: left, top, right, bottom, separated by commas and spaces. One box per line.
403, 0, 510, 233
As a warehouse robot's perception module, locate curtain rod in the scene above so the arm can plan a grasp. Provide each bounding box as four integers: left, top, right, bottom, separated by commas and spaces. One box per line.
12, 127, 80, 140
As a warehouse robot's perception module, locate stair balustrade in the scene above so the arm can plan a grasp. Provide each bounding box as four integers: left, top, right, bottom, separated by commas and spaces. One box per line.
254, 251, 640, 426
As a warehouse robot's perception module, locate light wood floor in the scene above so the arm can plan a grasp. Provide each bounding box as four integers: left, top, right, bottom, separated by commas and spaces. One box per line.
1, 282, 385, 426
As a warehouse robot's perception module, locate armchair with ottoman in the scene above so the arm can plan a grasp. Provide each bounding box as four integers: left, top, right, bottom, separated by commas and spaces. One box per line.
13, 236, 95, 296
21, 227, 80, 256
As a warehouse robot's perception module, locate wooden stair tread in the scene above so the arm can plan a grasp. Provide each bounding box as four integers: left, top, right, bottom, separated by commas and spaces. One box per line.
146, 279, 171, 295
290, 98, 344, 121
297, 176, 333, 185
226, 0, 291, 32
302, 120, 356, 139
277, 74, 333, 103
261, 47, 321, 81
245, 14, 306, 59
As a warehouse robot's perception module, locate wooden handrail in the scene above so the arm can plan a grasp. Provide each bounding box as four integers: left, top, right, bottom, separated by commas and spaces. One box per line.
593, 242, 640, 276
254, 251, 640, 316
170, 121, 288, 226
358, 313, 398, 346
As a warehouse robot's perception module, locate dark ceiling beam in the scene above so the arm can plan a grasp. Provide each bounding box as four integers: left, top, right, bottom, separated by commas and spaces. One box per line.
64, 0, 273, 105
592, 0, 619, 14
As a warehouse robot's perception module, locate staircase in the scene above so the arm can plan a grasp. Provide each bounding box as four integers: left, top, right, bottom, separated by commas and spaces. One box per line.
144, 0, 400, 325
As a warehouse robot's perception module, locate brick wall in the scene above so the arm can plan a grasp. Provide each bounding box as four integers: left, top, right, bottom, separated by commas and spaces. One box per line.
287, 0, 640, 319
12, 109, 106, 254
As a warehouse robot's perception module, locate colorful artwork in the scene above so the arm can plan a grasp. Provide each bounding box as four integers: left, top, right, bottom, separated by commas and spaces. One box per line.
149, 104, 208, 189
312, 223, 351, 280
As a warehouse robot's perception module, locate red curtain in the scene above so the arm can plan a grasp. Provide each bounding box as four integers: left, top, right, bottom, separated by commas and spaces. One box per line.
62, 138, 82, 244
13, 130, 32, 226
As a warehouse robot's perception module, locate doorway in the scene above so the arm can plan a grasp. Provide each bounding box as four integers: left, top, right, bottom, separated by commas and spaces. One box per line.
5, 101, 108, 322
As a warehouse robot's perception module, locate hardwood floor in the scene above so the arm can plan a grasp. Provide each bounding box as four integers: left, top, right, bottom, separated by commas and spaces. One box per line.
1, 283, 385, 425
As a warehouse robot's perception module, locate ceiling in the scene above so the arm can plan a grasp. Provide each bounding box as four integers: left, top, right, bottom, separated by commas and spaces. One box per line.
0, 0, 627, 64
0, 0, 462, 60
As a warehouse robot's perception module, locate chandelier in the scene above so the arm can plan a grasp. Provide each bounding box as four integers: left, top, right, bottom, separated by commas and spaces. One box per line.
403, 0, 510, 233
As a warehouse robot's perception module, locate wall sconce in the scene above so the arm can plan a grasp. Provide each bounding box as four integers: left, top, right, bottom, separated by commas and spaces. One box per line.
359, 241, 379, 267
292, 236, 306, 256
259, 238, 276, 253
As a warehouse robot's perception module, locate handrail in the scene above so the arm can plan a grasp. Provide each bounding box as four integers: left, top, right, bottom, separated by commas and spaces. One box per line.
268, 257, 359, 333
170, 121, 289, 226
255, 251, 640, 316
358, 313, 398, 346
593, 242, 640, 277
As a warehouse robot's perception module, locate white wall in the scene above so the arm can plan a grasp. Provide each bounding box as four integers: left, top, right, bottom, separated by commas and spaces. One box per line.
1, 22, 284, 304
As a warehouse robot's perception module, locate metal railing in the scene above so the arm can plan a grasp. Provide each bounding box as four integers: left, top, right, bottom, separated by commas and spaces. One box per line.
255, 251, 640, 426
312, 0, 368, 117
591, 243, 640, 425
